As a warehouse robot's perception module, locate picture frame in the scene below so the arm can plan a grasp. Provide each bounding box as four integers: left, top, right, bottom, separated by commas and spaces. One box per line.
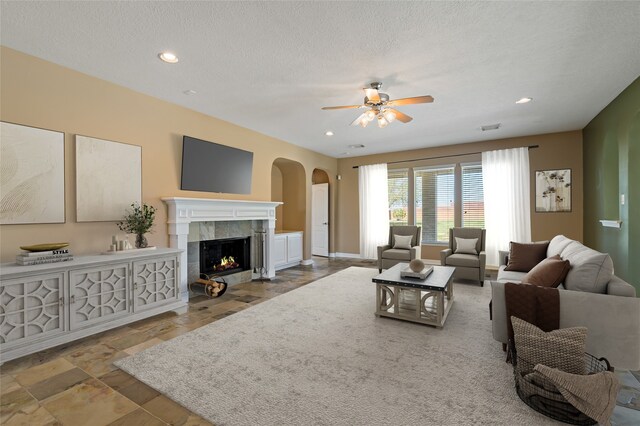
0, 121, 66, 224
535, 169, 571, 213
75, 135, 142, 222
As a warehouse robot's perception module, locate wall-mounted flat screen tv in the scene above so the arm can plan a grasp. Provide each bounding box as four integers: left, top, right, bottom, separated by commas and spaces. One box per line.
180, 136, 253, 194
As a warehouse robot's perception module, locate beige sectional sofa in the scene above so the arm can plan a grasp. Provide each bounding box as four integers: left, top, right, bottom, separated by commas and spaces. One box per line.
491, 235, 640, 370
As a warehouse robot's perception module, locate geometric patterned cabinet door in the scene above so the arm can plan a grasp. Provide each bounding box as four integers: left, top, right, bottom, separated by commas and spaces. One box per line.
0, 273, 66, 348
69, 263, 130, 329
132, 256, 178, 313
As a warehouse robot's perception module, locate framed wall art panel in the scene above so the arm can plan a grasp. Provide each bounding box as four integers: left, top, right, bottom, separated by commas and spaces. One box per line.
75, 135, 141, 222
0, 121, 65, 224
535, 169, 572, 213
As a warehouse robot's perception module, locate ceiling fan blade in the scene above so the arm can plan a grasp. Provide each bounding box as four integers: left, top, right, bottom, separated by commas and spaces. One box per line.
350, 113, 367, 126
387, 95, 434, 106
321, 105, 364, 110
364, 88, 380, 103
389, 108, 413, 123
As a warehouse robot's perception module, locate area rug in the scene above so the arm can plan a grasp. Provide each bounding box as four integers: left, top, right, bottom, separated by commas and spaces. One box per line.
115, 267, 557, 425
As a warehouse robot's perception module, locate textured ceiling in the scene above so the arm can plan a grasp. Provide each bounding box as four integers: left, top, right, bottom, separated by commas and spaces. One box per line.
1, 1, 639, 158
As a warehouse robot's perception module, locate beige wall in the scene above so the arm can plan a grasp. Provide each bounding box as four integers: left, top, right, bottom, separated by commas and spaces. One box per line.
0, 47, 338, 262
273, 158, 306, 232
336, 131, 584, 259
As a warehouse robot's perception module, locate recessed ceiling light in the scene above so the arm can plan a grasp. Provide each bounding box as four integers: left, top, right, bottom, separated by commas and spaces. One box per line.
515, 97, 532, 104
480, 123, 501, 131
348, 144, 365, 149
158, 52, 179, 63
325, 131, 334, 136
183, 89, 196, 95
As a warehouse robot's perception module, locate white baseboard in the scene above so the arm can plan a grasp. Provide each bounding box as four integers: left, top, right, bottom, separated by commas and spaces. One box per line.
300, 259, 314, 266
333, 252, 362, 259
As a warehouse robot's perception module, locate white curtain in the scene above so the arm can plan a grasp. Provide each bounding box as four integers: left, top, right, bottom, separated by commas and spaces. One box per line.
359, 163, 390, 259
482, 147, 531, 266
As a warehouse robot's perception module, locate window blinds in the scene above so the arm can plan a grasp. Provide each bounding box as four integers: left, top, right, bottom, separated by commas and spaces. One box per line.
414, 167, 455, 244
387, 168, 409, 226
462, 164, 485, 228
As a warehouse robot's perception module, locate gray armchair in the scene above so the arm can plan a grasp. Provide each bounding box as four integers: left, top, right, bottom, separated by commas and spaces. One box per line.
377, 226, 422, 272
440, 228, 486, 286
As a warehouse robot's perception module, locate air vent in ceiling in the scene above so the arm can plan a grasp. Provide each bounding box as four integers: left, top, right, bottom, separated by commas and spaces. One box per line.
481, 123, 501, 131
348, 144, 365, 149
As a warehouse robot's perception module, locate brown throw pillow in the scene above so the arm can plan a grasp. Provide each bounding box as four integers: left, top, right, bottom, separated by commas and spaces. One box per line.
511, 316, 587, 375
504, 241, 549, 272
522, 255, 571, 288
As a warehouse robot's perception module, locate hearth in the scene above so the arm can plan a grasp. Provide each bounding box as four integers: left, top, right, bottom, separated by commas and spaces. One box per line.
200, 236, 251, 277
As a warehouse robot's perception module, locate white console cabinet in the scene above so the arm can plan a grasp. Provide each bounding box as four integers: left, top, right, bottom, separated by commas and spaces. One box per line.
0, 248, 184, 363
273, 231, 303, 270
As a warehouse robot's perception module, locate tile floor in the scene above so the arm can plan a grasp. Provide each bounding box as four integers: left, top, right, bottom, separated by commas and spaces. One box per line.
1, 257, 638, 425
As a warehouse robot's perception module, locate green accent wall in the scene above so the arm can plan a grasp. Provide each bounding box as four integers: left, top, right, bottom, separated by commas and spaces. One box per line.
583, 77, 640, 293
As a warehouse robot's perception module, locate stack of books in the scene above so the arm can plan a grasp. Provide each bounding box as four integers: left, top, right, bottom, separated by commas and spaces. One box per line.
16, 249, 74, 266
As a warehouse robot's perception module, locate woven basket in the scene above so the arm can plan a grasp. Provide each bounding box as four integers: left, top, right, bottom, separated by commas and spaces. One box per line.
512, 349, 611, 425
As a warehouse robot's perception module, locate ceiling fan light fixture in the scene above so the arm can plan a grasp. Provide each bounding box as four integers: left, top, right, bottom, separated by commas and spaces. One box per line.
364, 110, 376, 122
359, 118, 369, 128
383, 109, 397, 123
377, 115, 388, 128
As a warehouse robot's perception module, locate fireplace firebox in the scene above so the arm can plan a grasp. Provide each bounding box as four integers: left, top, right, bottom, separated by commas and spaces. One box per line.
199, 237, 251, 277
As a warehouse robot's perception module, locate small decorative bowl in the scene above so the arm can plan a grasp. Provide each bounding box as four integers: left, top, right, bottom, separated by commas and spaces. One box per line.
20, 243, 69, 252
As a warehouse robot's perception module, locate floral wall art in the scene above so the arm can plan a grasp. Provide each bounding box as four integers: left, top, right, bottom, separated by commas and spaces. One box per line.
535, 169, 571, 212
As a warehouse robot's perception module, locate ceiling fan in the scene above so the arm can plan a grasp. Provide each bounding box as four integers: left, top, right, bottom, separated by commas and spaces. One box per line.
321, 82, 434, 128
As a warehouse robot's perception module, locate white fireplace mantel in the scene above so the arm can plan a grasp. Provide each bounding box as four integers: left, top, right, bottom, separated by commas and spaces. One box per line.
162, 197, 282, 301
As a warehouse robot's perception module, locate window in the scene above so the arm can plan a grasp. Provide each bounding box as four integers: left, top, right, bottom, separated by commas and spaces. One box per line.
387, 168, 409, 226
414, 167, 455, 244
462, 164, 485, 228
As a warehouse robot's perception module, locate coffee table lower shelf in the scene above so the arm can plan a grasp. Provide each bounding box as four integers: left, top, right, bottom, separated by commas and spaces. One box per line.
375, 285, 453, 328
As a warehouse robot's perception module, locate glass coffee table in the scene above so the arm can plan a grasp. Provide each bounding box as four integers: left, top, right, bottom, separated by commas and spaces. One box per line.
372, 263, 456, 328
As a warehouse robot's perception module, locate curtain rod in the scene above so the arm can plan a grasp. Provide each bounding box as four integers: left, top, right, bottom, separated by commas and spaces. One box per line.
351, 145, 539, 169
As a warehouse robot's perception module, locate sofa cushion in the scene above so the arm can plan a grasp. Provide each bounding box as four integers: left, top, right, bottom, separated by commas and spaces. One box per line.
547, 235, 574, 258
393, 234, 413, 250
454, 237, 478, 255
522, 255, 571, 288
561, 241, 614, 294
381, 249, 411, 261
512, 316, 587, 375
497, 265, 526, 283
445, 253, 479, 268
504, 241, 549, 272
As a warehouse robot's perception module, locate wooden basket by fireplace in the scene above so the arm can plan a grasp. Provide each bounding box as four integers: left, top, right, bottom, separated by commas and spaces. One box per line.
189, 273, 227, 298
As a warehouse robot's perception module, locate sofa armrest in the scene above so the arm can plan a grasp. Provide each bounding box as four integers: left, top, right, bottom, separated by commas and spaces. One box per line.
377, 244, 391, 270
440, 248, 452, 266
479, 250, 486, 279
491, 280, 640, 370
607, 275, 637, 297
410, 245, 421, 260
498, 250, 509, 267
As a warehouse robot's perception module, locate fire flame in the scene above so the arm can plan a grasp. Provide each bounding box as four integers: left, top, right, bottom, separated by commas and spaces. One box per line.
220, 256, 235, 266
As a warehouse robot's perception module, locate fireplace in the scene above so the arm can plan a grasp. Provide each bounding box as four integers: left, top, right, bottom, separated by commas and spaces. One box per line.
200, 237, 251, 277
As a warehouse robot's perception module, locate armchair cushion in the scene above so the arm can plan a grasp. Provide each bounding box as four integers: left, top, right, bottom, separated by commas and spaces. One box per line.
393, 234, 413, 250
454, 237, 478, 255
381, 249, 412, 261
445, 253, 480, 268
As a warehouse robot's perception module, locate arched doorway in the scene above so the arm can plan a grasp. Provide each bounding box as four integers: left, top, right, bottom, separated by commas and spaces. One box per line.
311, 169, 330, 256
271, 158, 306, 234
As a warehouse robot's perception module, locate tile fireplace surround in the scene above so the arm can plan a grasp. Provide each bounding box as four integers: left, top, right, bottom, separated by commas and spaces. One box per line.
162, 197, 282, 302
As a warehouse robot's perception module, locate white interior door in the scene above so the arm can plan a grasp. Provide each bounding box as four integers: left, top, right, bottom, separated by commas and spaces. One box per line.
312, 183, 329, 257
